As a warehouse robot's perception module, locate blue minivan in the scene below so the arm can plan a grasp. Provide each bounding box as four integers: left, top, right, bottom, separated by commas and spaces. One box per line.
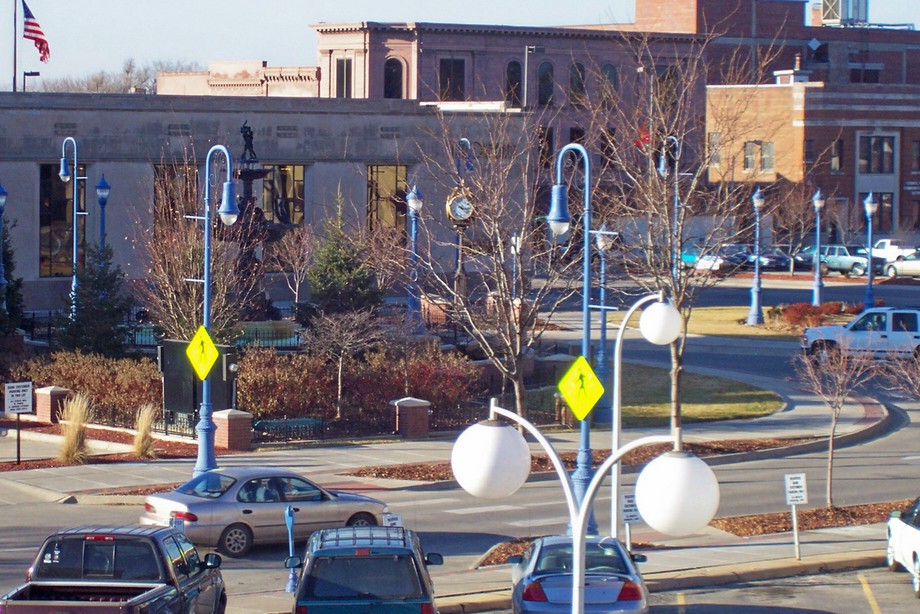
285, 526, 443, 613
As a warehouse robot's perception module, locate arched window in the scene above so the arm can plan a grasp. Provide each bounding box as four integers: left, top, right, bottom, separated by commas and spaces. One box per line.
538, 61, 554, 106
569, 63, 586, 105
384, 58, 403, 99
505, 61, 522, 108
601, 64, 619, 108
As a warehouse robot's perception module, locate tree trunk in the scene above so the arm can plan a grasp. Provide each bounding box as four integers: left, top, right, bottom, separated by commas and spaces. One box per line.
336, 355, 344, 420
827, 410, 839, 507
512, 371, 527, 422
669, 341, 683, 449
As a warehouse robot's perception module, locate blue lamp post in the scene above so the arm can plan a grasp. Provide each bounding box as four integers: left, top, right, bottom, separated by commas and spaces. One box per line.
95, 175, 111, 249
745, 188, 765, 326
546, 142, 597, 534
812, 189, 825, 307
657, 136, 681, 280
593, 225, 614, 422
192, 145, 240, 477
0, 182, 7, 312
59, 137, 88, 318
863, 192, 879, 311
405, 185, 424, 332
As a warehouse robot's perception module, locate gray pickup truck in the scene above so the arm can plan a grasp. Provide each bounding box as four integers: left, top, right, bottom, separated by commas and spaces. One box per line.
820, 244, 886, 277
0, 525, 225, 614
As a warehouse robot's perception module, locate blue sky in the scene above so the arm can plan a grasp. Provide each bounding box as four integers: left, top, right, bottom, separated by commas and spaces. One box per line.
2, 0, 919, 89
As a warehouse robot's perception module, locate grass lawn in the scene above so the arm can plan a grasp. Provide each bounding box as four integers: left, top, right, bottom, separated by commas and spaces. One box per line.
606, 305, 800, 340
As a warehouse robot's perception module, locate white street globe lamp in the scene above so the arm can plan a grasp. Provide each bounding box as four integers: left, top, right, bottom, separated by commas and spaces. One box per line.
639, 301, 682, 346
634, 451, 720, 536
451, 420, 532, 499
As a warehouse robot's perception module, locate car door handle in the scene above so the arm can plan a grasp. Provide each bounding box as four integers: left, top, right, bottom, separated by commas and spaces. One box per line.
242, 509, 253, 514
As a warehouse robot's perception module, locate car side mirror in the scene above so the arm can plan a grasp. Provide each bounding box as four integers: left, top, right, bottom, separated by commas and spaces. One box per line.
425, 553, 444, 566
507, 555, 523, 565
284, 555, 303, 569
631, 553, 648, 564
203, 553, 222, 569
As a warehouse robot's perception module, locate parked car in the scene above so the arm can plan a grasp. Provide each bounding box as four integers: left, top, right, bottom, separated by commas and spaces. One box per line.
819, 244, 886, 276
872, 238, 917, 263
886, 497, 920, 596
792, 244, 826, 271
885, 252, 920, 278
802, 306, 920, 360
747, 246, 791, 270
694, 243, 751, 272
140, 466, 396, 557
508, 535, 649, 614
285, 526, 443, 613
0, 525, 225, 614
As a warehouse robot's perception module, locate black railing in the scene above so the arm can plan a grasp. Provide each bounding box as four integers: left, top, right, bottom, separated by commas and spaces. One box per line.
153, 410, 198, 439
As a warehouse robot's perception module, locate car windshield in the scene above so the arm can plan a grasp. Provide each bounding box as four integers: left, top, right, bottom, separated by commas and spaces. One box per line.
176, 472, 236, 499
535, 542, 628, 574
847, 246, 869, 255
304, 555, 424, 600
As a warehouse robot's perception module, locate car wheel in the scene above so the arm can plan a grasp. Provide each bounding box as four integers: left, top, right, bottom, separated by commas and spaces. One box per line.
346, 512, 378, 527
215, 590, 228, 614
913, 556, 920, 597
888, 539, 903, 571
809, 341, 838, 364
887, 265, 899, 278
219, 524, 253, 558
852, 263, 866, 276
819, 263, 830, 276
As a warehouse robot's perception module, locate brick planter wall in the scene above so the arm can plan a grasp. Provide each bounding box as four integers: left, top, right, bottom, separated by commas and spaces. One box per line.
213, 409, 252, 451
35, 386, 69, 423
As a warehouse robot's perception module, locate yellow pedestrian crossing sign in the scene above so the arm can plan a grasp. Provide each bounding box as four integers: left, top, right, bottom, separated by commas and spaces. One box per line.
558, 356, 604, 421
187, 326, 219, 381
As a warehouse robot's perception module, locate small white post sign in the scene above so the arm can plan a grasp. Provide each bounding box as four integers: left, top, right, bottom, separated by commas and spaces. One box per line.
621, 493, 641, 551
3, 382, 33, 466
784, 473, 808, 560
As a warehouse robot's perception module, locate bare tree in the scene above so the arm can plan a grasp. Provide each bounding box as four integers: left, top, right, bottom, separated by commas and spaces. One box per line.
37, 59, 201, 93
263, 223, 315, 304
132, 148, 262, 343
880, 355, 920, 399
794, 347, 877, 507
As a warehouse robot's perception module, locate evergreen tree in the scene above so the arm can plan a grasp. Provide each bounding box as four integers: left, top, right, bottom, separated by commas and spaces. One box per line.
307, 205, 382, 315
58, 244, 136, 357
0, 220, 24, 335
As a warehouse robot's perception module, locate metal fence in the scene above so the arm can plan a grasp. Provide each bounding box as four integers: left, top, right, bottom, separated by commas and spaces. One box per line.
153, 410, 198, 439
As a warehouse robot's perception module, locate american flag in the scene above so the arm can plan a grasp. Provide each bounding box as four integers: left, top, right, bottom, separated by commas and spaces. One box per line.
22, 0, 50, 63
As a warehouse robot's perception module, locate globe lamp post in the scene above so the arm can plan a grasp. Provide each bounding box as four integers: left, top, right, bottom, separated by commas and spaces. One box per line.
745, 187, 765, 325
812, 189, 825, 307
863, 193, 878, 311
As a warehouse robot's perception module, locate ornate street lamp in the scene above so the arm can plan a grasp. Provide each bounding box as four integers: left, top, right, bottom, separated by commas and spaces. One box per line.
405, 185, 424, 332
746, 188, 765, 325
863, 192, 879, 311
59, 137, 88, 319
657, 135, 681, 280
0, 182, 7, 312
96, 175, 111, 249
812, 189, 825, 307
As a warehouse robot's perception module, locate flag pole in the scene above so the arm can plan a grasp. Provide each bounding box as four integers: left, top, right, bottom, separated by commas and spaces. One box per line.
12, 0, 18, 92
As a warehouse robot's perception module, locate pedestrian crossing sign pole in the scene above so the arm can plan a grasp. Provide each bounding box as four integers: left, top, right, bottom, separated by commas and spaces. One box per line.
557, 356, 605, 421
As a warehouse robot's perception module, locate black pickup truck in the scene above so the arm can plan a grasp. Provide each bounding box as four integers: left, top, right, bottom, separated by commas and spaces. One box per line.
0, 525, 225, 613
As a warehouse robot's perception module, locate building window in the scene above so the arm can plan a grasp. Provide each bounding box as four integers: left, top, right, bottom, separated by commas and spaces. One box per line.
858, 192, 894, 232
261, 165, 305, 225
850, 68, 880, 83
538, 61, 554, 106
830, 139, 843, 172
600, 126, 617, 171
743, 142, 757, 171
335, 58, 352, 98
601, 64, 618, 108
569, 63, 586, 106
439, 58, 465, 101
707, 132, 721, 166
761, 142, 775, 172
858, 136, 894, 174
367, 165, 408, 232
40, 163, 85, 278
912, 141, 920, 173
569, 127, 585, 144
384, 58, 403, 99
505, 61, 522, 108
538, 126, 554, 169
804, 139, 815, 165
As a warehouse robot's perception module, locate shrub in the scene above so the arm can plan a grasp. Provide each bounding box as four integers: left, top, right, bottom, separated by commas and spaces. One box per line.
236, 347, 335, 420
133, 404, 158, 459
59, 393, 94, 464
778, 303, 825, 329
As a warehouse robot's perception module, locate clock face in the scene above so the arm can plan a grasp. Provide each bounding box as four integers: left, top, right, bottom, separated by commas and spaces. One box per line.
449, 195, 474, 221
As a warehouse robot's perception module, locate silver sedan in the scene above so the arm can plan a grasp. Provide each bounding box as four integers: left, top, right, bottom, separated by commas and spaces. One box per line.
886, 252, 920, 278
140, 466, 394, 557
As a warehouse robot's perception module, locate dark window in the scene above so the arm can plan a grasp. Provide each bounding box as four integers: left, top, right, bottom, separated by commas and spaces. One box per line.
367, 165, 408, 232
804, 139, 815, 165
851, 68, 880, 83
40, 163, 86, 278
569, 63, 586, 106
335, 58, 352, 98
600, 127, 617, 170
858, 136, 894, 174
912, 141, 920, 173
858, 192, 894, 232
601, 64, 618, 108
830, 139, 843, 172
439, 59, 465, 101
538, 61, 554, 106
505, 61, 522, 108
384, 58, 403, 99
261, 164, 305, 225
569, 127, 586, 144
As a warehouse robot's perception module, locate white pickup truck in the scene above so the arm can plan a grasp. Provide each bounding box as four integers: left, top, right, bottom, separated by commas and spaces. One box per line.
872, 239, 917, 263
801, 307, 920, 360
886, 498, 920, 596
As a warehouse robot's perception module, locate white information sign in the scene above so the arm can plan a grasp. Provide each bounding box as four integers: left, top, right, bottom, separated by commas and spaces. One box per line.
3, 382, 32, 414
785, 473, 808, 506
621, 493, 641, 524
